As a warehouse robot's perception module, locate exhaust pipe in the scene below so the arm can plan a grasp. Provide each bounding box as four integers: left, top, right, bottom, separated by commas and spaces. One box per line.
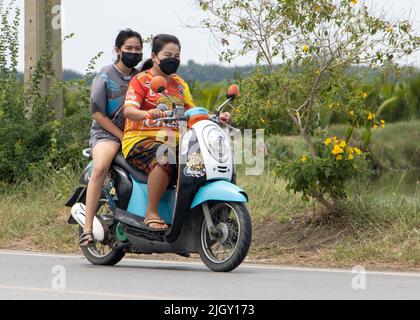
71, 203, 105, 241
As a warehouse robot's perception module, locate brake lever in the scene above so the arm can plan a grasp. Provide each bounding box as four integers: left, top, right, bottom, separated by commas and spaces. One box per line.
209, 113, 240, 133
152, 116, 189, 122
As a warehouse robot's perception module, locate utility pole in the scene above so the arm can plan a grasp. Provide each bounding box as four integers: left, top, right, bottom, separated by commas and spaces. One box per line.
24, 0, 63, 119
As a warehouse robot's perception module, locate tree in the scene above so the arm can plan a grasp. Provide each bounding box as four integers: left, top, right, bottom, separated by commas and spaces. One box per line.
197, 0, 420, 211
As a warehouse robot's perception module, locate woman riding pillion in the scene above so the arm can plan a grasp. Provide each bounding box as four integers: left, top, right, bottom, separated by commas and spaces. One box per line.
80, 29, 143, 248
123, 34, 231, 231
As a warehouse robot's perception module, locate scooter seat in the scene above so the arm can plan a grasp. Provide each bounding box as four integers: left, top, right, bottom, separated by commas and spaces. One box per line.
113, 153, 148, 184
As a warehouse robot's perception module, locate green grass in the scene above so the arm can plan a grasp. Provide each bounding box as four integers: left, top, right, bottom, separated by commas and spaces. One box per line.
248, 183, 420, 267
0, 166, 79, 252
331, 182, 420, 265
236, 167, 311, 223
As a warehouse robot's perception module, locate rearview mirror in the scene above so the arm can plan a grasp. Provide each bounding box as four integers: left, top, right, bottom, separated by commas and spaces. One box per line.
227, 84, 240, 101
150, 76, 168, 93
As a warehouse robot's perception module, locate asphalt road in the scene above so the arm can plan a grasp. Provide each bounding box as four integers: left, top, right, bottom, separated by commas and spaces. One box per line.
0, 250, 419, 300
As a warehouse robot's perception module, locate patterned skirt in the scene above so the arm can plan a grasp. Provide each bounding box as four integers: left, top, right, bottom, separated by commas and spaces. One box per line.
126, 138, 178, 181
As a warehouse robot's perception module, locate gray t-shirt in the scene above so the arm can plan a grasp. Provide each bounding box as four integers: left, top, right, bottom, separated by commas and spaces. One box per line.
90, 64, 138, 137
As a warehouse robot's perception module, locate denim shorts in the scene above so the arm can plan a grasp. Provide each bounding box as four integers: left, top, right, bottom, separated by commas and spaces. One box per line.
89, 130, 121, 150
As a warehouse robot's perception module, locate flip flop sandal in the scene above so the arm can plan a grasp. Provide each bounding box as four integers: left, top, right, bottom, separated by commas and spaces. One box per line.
79, 231, 95, 248
144, 219, 169, 232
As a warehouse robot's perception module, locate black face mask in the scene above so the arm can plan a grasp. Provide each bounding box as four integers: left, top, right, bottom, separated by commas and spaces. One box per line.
121, 52, 143, 69
158, 57, 181, 75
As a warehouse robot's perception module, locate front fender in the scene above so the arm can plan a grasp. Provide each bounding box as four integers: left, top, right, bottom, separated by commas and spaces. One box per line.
191, 180, 248, 209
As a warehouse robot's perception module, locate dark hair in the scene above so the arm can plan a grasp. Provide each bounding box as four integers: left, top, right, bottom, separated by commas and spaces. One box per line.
115, 28, 143, 49
140, 34, 181, 72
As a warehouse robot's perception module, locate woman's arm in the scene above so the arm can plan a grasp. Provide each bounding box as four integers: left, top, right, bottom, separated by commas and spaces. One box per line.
124, 107, 165, 121
90, 72, 124, 140
92, 112, 123, 141
124, 107, 148, 121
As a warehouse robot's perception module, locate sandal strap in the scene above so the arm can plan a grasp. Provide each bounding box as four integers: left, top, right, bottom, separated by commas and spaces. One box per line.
79, 232, 94, 244
80, 231, 93, 238
145, 219, 165, 227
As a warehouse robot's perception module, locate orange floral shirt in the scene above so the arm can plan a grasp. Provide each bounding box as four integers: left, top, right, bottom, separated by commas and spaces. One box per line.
122, 70, 195, 157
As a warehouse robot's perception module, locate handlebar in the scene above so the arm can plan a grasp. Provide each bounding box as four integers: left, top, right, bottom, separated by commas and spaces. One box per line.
209, 114, 241, 133
145, 107, 239, 132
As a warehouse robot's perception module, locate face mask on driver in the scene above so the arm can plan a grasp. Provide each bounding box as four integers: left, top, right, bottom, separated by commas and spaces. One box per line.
121, 52, 143, 69
158, 57, 181, 75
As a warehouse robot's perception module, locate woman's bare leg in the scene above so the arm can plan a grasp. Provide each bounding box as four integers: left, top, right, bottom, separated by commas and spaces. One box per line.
83, 141, 120, 237
145, 165, 170, 229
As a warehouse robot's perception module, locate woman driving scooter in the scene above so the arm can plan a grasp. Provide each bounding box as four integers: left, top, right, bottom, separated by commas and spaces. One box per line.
123, 34, 231, 231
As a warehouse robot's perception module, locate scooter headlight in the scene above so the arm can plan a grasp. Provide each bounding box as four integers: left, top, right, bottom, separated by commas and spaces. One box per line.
204, 126, 230, 163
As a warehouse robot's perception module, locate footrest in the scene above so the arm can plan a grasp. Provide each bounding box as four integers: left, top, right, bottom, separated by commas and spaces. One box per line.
113, 208, 166, 241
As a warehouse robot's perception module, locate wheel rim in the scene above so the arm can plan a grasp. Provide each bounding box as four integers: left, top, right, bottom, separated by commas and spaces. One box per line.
201, 203, 241, 264
86, 199, 115, 259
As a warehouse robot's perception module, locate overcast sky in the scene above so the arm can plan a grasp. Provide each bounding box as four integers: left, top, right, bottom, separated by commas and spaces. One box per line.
9, 0, 420, 73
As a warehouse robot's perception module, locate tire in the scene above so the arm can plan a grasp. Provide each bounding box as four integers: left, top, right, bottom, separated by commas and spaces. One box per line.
79, 198, 126, 266
198, 202, 252, 272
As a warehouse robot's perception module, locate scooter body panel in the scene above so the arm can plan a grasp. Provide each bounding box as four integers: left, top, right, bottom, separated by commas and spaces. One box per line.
191, 180, 248, 209
127, 175, 175, 225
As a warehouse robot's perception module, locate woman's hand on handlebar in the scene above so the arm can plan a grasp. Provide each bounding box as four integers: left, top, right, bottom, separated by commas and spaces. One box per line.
146, 109, 166, 120
219, 112, 232, 124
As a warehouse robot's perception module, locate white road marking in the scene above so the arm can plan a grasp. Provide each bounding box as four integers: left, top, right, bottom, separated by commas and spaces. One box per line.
0, 285, 179, 300
1, 249, 420, 278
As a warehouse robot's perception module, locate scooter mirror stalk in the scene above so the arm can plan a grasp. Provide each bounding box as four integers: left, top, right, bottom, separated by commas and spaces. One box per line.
216, 84, 240, 117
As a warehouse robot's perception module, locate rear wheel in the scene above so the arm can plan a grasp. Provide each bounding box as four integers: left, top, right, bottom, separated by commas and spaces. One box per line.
79, 198, 126, 266
198, 202, 252, 272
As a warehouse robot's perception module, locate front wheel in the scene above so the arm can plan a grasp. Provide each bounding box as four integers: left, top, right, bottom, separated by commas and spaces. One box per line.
198, 202, 252, 272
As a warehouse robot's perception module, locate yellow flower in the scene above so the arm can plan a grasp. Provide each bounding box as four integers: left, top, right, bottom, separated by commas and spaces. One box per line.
332, 136, 338, 142
373, 124, 378, 129
348, 154, 354, 160
349, 110, 354, 117
324, 138, 332, 146
339, 140, 346, 148
354, 147, 362, 155
381, 120, 385, 128
332, 145, 344, 155
368, 112, 375, 121
348, 148, 354, 154
301, 156, 308, 162
362, 92, 368, 99
303, 44, 309, 53
351, 0, 358, 5
336, 155, 343, 160
386, 26, 393, 33
261, 118, 266, 124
